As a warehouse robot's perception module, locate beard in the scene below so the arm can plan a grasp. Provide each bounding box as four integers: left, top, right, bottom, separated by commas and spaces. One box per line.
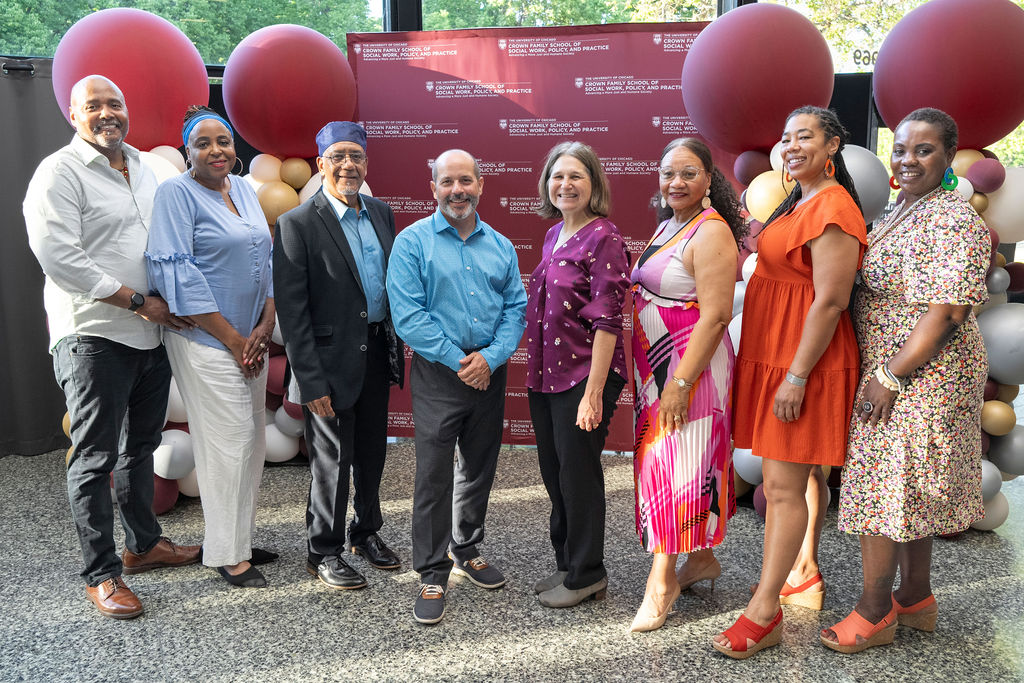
439, 193, 478, 221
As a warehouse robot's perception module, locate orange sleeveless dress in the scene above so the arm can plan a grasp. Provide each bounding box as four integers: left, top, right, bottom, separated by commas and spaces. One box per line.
732, 185, 867, 466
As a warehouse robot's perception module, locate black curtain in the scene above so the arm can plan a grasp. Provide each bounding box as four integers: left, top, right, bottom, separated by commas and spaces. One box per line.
0, 58, 73, 456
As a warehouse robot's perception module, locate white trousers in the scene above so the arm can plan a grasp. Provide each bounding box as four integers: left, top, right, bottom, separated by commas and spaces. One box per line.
165, 334, 267, 567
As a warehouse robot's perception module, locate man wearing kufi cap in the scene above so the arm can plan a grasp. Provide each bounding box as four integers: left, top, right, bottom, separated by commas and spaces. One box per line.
274, 121, 404, 590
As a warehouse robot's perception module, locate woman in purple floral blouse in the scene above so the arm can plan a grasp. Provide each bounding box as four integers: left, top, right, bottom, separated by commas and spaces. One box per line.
526, 141, 631, 609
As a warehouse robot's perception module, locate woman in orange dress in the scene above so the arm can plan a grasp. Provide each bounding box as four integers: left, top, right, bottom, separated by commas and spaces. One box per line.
712, 106, 867, 658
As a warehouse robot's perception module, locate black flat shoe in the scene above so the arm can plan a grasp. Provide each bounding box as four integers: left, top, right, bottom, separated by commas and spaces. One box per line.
216, 565, 267, 588
250, 548, 279, 565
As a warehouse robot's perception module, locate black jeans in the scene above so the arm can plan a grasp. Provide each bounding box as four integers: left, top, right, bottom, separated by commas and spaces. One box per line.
528, 372, 625, 590
53, 335, 171, 586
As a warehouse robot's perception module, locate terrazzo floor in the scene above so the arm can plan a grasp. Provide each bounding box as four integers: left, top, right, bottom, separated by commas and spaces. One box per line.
1, 443, 1021, 682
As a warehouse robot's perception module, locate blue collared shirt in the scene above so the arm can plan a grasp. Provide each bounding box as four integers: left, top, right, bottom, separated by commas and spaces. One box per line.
146, 172, 273, 351
323, 190, 387, 323
387, 209, 527, 372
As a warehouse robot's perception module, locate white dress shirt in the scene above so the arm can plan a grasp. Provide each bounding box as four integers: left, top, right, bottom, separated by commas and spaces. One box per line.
24, 135, 161, 352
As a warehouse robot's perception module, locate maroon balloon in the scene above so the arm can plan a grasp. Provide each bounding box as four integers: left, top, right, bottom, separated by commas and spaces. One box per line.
966, 158, 1007, 193
985, 378, 1000, 401
734, 150, 773, 186
982, 431, 991, 454
752, 483, 767, 520
267, 355, 288, 396
982, 149, 1000, 161
223, 25, 357, 157
680, 4, 833, 153
1005, 262, 1024, 292
989, 225, 1001, 257
152, 475, 179, 515
52, 9, 209, 150
283, 398, 304, 420
874, 0, 1024, 150
266, 392, 284, 412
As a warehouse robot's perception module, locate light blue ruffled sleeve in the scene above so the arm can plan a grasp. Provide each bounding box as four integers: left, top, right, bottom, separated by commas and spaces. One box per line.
145, 177, 219, 316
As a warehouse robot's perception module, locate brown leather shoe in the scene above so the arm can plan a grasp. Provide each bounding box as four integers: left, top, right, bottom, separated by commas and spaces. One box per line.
85, 577, 143, 619
122, 537, 201, 574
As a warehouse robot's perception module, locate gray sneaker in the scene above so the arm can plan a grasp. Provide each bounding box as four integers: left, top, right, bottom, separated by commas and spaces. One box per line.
413, 584, 446, 624
449, 552, 506, 589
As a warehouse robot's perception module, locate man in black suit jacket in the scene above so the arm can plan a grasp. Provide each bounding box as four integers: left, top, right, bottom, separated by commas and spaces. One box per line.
273, 122, 403, 590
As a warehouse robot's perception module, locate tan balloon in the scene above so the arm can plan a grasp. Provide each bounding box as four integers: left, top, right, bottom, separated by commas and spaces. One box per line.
996, 383, 1020, 403
148, 145, 186, 172
951, 149, 984, 177
139, 151, 181, 184
250, 154, 283, 183
969, 192, 989, 214
994, 252, 1007, 268
257, 180, 300, 226
745, 170, 793, 223
981, 400, 1017, 436
65, 445, 75, 467
62, 411, 71, 438
280, 158, 312, 190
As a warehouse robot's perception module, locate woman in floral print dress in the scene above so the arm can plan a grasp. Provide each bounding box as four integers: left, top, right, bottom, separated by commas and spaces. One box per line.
823, 108, 990, 654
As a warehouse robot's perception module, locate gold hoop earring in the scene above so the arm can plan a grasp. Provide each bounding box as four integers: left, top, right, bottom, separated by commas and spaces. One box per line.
232, 157, 244, 175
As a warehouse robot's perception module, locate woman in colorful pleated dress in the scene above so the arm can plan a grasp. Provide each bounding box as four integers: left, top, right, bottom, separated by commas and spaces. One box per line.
629, 138, 745, 632
714, 106, 867, 658
821, 108, 989, 654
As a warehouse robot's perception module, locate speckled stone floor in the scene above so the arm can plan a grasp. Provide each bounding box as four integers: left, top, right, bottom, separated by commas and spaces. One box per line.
1, 443, 1021, 682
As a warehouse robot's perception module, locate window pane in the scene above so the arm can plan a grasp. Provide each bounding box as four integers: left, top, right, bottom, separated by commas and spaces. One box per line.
422, 0, 716, 31
0, 0, 384, 63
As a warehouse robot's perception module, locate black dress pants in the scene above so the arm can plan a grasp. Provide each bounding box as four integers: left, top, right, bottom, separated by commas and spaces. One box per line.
528, 372, 625, 590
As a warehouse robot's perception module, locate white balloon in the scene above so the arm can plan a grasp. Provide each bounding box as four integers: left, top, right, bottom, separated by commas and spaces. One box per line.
243, 174, 265, 192
153, 429, 194, 480
956, 176, 974, 200
841, 144, 890, 224
265, 423, 300, 463
166, 377, 188, 424
299, 174, 322, 203
742, 253, 758, 283
272, 312, 284, 346
140, 151, 181, 184
728, 312, 743, 354
274, 405, 305, 437
982, 166, 1024, 243
176, 468, 200, 497
988, 424, 1024, 475
769, 140, 784, 171
733, 447, 763, 485
359, 180, 373, 197
148, 145, 186, 172
732, 280, 746, 319
970, 491, 1009, 531
981, 458, 1002, 502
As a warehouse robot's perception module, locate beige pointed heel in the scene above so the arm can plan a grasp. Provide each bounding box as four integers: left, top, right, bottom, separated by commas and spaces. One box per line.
629, 585, 681, 632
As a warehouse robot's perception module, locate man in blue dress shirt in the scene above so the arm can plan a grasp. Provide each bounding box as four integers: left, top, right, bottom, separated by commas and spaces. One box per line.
388, 149, 527, 625
274, 122, 404, 591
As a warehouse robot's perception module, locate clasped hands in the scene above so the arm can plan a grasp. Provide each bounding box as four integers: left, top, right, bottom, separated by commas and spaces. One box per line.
458, 351, 491, 391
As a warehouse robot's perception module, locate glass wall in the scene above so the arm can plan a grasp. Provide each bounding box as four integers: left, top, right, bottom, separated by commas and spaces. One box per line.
0, 0, 384, 63
422, 0, 716, 30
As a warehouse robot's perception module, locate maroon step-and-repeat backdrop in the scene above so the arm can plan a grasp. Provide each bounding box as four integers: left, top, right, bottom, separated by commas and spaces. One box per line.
349, 22, 738, 451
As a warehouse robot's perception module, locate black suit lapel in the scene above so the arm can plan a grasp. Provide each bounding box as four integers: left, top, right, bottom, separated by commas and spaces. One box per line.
313, 191, 365, 297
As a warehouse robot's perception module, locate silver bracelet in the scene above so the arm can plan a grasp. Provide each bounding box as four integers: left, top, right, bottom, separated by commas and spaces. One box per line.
672, 376, 694, 390
785, 371, 807, 387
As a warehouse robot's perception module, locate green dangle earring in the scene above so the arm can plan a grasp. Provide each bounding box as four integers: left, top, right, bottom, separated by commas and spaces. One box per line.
941, 167, 958, 191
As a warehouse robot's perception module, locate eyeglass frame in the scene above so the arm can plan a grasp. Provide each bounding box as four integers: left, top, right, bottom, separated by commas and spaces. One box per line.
659, 166, 705, 182
321, 151, 367, 165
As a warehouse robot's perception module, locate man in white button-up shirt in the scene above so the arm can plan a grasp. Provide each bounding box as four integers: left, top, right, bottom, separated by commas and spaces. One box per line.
23, 75, 200, 620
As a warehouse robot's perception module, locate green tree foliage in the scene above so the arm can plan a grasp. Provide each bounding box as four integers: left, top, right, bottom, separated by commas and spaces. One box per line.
0, 0, 379, 64
422, 0, 715, 29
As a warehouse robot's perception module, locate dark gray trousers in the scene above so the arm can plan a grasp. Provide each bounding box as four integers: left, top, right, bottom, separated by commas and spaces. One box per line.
410, 353, 506, 586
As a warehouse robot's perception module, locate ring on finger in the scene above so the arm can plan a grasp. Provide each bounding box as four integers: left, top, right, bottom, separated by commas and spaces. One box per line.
862, 401, 874, 413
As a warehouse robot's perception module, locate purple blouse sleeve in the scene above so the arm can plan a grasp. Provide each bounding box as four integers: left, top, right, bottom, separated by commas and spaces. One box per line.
578, 225, 630, 334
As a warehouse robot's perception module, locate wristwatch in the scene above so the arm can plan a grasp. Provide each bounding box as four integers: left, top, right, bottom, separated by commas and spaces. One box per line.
128, 292, 145, 312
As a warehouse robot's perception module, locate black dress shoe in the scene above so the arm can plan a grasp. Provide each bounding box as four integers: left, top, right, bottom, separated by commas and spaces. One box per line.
306, 555, 367, 590
350, 534, 401, 570
250, 548, 279, 565
216, 565, 267, 588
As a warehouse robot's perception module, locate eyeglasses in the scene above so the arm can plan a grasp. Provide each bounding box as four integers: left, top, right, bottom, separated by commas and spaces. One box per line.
322, 151, 367, 165
659, 166, 704, 181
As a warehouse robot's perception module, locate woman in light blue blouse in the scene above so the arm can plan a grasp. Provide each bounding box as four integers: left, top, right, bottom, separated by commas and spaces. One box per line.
146, 106, 276, 588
